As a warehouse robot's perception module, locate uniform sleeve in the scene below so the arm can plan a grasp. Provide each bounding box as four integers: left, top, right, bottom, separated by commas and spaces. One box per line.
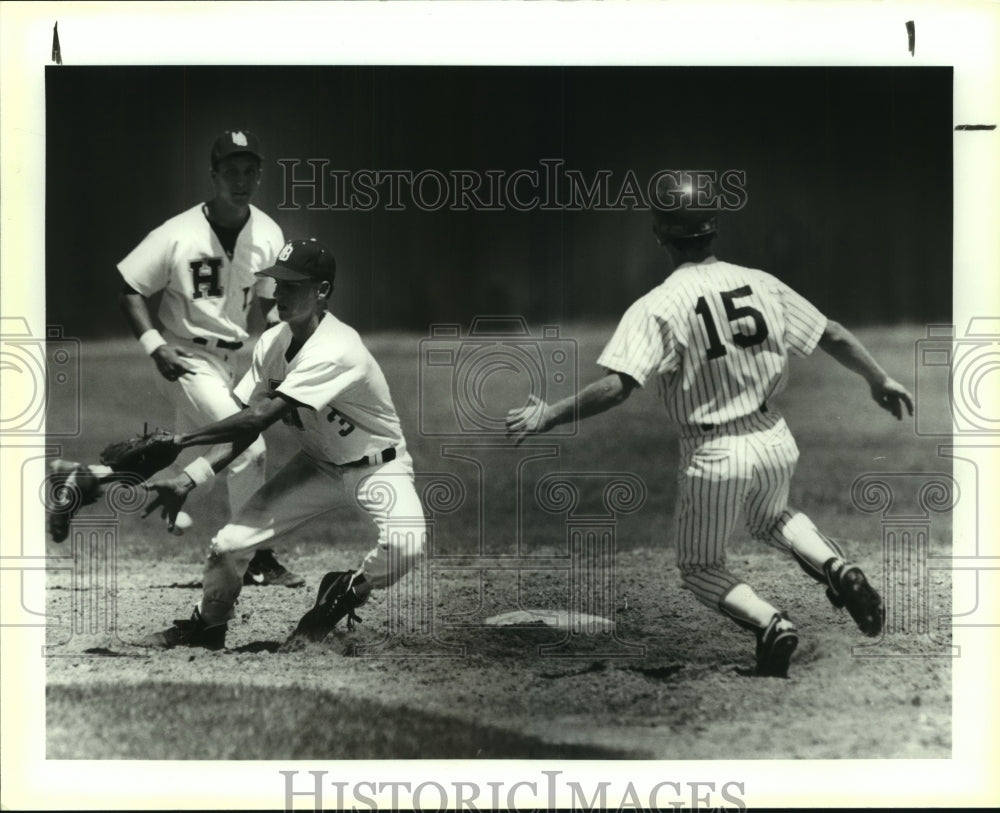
117, 225, 171, 296
775, 279, 827, 356
277, 350, 366, 412
253, 219, 283, 299
254, 274, 277, 300
233, 341, 268, 407
596, 297, 676, 386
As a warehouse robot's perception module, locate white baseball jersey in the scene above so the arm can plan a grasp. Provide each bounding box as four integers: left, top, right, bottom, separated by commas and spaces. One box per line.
597, 257, 826, 428
200, 313, 424, 616
234, 312, 406, 465
118, 203, 284, 344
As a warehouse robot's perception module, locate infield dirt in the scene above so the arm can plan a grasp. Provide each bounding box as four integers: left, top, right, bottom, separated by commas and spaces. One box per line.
44, 326, 953, 759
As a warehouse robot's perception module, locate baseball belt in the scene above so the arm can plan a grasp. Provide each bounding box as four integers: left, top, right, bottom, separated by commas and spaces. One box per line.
698, 402, 768, 432
192, 336, 244, 351
342, 447, 397, 468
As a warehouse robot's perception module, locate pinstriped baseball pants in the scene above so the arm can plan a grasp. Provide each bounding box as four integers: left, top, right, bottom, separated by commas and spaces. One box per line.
674, 411, 803, 609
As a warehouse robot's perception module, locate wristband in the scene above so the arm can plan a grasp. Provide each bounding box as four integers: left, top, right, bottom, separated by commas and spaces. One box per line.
139, 329, 167, 355
182, 457, 216, 486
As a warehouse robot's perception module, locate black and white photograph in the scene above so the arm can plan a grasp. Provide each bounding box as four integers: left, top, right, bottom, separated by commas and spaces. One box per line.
1, 2, 997, 810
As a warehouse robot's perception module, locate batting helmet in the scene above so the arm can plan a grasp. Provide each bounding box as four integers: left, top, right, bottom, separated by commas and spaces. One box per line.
651, 171, 719, 240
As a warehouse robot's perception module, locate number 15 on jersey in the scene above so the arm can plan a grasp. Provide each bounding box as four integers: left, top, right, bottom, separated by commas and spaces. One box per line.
694, 285, 770, 360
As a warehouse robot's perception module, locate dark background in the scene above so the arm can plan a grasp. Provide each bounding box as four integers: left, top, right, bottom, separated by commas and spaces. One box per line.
46, 66, 951, 336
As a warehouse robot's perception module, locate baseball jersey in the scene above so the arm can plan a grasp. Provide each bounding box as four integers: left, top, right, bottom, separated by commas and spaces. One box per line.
118, 203, 284, 344
233, 313, 406, 465
597, 257, 826, 427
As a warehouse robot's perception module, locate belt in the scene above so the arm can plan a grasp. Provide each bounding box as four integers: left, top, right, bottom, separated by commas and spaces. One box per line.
698, 403, 768, 432
343, 447, 396, 468
193, 337, 244, 351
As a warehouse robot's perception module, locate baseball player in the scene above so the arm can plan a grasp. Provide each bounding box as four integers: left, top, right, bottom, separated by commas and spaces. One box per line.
506, 173, 914, 678
138, 238, 426, 649
48, 130, 302, 588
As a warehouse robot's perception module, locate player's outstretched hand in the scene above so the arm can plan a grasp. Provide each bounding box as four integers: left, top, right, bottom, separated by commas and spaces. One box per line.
505, 393, 553, 446
142, 474, 195, 533
152, 345, 196, 382
871, 377, 914, 420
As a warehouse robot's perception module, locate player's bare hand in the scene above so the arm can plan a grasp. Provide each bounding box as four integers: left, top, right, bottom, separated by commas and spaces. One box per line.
152, 345, 196, 382
505, 393, 553, 445
142, 474, 195, 532
871, 377, 914, 420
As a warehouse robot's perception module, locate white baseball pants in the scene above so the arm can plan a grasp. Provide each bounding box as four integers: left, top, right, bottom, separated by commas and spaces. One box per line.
199, 449, 426, 625
155, 340, 266, 516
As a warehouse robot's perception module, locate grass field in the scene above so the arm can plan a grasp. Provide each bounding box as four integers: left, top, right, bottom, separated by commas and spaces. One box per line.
44, 323, 953, 759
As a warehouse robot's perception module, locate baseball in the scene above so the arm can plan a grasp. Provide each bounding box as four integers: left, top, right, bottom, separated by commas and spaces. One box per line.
170, 510, 193, 535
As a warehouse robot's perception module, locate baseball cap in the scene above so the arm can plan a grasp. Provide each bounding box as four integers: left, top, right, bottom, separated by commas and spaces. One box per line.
257, 239, 337, 283
210, 130, 263, 166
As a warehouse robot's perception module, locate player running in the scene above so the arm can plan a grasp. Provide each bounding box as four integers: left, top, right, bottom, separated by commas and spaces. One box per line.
48, 130, 302, 588
139, 238, 426, 649
505, 173, 913, 678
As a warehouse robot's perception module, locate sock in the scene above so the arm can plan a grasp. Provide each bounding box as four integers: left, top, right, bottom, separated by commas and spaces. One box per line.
720, 584, 780, 631
774, 510, 845, 583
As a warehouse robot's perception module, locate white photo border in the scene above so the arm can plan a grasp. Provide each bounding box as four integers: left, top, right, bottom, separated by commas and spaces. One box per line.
2, 1, 998, 809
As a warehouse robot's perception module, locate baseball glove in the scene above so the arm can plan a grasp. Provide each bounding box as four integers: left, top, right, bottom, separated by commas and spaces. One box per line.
99, 424, 180, 480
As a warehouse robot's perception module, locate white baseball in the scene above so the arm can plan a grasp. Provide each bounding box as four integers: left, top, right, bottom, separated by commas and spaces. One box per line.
170, 511, 193, 535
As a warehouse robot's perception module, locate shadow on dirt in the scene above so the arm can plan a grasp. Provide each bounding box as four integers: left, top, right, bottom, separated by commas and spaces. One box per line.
47, 681, 633, 759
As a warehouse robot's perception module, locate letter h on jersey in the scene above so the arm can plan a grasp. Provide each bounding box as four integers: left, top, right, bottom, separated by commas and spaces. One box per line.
189, 258, 224, 299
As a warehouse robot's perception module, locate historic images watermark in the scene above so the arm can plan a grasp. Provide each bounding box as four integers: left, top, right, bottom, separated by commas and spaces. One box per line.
849, 316, 1000, 660
277, 161, 748, 213
0, 319, 124, 653
280, 769, 748, 812
914, 318, 1000, 437
850, 471, 957, 658
356, 315, 648, 659
0, 316, 80, 438
1, 318, 80, 646
0, 317, 148, 652
418, 317, 577, 437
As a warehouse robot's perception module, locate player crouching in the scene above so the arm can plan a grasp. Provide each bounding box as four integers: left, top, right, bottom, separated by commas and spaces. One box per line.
135, 239, 426, 650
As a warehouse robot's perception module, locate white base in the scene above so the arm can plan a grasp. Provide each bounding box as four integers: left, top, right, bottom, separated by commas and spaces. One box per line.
484, 609, 614, 632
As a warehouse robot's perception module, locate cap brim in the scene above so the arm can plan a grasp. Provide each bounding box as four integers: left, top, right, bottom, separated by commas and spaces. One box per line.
255, 265, 314, 281
212, 149, 264, 165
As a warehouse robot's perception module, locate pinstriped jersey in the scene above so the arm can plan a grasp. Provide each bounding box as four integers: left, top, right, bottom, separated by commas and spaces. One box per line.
118, 203, 283, 344
597, 257, 826, 427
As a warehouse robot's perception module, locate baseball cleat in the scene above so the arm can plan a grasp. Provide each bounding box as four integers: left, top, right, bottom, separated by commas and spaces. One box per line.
46, 459, 101, 543
138, 608, 227, 650
243, 549, 305, 588
824, 559, 884, 637
284, 570, 368, 645
754, 612, 798, 678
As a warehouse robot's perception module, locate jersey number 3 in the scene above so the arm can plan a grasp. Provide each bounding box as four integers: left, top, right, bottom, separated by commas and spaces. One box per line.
694, 285, 769, 360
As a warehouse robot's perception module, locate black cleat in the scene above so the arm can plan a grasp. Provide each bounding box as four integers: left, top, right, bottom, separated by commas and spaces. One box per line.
46, 460, 101, 543
243, 548, 305, 588
825, 559, 884, 637
755, 612, 798, 678
138, 608, 227, 650
285, 570, 368, 645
